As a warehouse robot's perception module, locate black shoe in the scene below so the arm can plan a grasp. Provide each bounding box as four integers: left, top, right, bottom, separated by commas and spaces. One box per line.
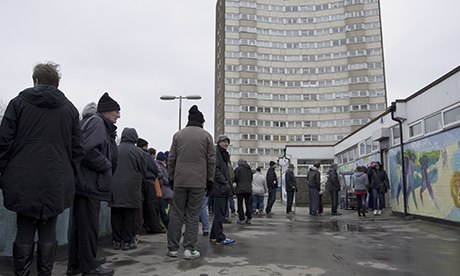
97, 257, 107, 265
67, 267, 82, 275
37, 241, 57, 276
82, 265, 114, 276
203, 231, 209, 236
13, 242, 35, 276
331, 212, 342, 216
223, 219, 232, 224
122, 242, 137, 251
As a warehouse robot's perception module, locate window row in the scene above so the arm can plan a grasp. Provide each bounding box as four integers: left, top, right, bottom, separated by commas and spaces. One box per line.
225, 35, 381, 49
225, 118, 370, 128
408, 105, 460, 139
226, 0, 377, 11
225, 89, 385, 101
226, 133, 345, 143
225, 5, 378, 24
336, 137, 379, 164
226, 22, 380, 37
225, 48, 382, 62
225, 103, 385, 114
225, 75, 385, 88
225, 62, 383, 75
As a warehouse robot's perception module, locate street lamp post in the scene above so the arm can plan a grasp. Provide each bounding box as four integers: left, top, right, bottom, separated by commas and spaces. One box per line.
160, 95, 202, 130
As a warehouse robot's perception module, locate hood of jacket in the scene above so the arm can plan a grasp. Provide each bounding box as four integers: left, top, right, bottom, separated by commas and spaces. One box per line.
310, 166, 319, 171
120, 127, 138, 143
82, 102, 97, 119
19, 85, 68, 109
238, 160, 251, 170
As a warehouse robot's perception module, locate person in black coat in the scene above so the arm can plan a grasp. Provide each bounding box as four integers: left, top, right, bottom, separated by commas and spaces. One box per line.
285, 164, 296, 214
327, 163, 341, 215
234, 159, 253, 224
67, 92, 120, 276
209, 135, 235, 245
265, 161, 278, 214
109, 128, 146, 251
0, 62, 84, 276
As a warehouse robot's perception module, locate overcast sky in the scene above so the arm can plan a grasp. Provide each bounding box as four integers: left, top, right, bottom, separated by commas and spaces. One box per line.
1, 0, 459, 152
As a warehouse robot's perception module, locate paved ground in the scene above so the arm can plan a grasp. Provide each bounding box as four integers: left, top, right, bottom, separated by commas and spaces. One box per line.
1, 204, 460, 276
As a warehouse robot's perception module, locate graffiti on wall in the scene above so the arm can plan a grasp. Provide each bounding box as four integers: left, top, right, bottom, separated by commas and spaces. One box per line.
388, 127, 460, 222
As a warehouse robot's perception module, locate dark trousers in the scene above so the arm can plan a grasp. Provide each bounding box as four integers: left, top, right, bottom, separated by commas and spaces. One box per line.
159, 198, 170, 228
15, 214, 57, 244
286, 191, 295, 213
309, 187, 320, 215
210, 197, 227, 242
67, 194, 101, 272
111, 207, 136, 243
237, 193, 252, 221
329, 190, 339, 214
143, 198, 163, 233
356, 194, 366, 214
265, 187, 277, 213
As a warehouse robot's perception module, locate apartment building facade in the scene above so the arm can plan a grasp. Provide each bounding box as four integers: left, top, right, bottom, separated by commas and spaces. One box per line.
215, 0, 387, 168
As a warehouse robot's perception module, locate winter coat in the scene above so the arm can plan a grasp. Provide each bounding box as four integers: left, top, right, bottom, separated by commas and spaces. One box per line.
110, 128, 146, 209
168, 124, 216, 188
327, 169, 340, 191
252, 171, 267, 196
0, 85, 84, 220
369, 168, 390, 192
234, 160, 253, 194
306, 167, 321, 190
266, 166, 278, 189
76, 112, 118, 201
212, 145, 233, 198
155, 160, 173, 200
353, 171, 369, 191
285, 169, 296, 192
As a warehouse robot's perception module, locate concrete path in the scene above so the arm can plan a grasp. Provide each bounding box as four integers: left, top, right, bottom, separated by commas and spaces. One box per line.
1, 204, 460, 275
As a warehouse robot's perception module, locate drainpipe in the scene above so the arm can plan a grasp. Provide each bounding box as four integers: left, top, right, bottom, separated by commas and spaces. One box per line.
389, 102, 409, 218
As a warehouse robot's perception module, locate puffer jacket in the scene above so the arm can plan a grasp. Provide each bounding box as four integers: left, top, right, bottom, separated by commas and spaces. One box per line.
234, 160, 253, 194
109, 128, 146, 208
306, 166, 321, 190
252, 171, 267, 196
0, 84, 84, 219
266, 166, 278, 189
76, 112, 118, 201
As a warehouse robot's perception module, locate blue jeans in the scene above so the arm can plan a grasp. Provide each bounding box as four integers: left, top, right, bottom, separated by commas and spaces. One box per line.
252, 195, 264, 210
372, 188, 385, 210
200, 195, 209, 233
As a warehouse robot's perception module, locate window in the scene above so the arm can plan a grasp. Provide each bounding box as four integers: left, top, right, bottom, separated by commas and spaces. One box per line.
409, 121, 423, 138
392, 125, 401, 145
424, 113, 442, 134
444, 105, 460, 126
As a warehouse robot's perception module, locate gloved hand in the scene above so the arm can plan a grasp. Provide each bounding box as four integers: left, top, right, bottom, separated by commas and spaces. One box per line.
206, 180, 214, 191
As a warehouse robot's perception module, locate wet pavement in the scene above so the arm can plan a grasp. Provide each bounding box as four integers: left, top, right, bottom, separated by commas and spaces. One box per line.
1, 204, 460, 276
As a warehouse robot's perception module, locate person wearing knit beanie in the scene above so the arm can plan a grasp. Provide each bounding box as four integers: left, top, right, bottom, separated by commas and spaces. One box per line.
97, 92, 121, 124
188, 105, 205, 124
97, 92, 120, 113
156, 152, 167, 162
137, 138, 148, 149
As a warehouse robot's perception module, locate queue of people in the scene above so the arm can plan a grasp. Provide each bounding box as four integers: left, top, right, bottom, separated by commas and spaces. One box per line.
0, 62, 391, 275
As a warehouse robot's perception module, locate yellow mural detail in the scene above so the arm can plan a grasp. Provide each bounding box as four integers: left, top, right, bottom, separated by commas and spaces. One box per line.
450, 171, 460, 208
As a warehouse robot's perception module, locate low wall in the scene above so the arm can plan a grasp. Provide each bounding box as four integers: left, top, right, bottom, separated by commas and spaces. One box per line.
0, 193, 112, 256
294, 177, 331, 207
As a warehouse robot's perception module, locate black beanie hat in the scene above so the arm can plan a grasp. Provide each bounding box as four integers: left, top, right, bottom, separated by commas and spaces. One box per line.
137, 138, 148, 148
97, 92, 120, 112
188, 105, 205, 123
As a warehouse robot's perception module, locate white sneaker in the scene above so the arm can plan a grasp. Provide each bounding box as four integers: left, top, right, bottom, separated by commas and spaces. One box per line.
183, 249, 200, 260
377, 210, 382, 215
373, 210, 378, 215
167, 250, 178, 258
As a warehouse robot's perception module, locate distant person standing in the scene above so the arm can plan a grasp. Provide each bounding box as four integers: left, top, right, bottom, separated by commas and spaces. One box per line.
209, 135, 235, 245
327, 164, 341, 216
234, 159, 253, 224
251, 167, 267, 215
109, 128, 146, 251
285, 164, 296, 214
369, 162, 390, 215
265, 161, 278, 214
353, 166, 369, 217
67, 92, 120, 276
0, 62, 84, 276
307, 162, 321, 216
166, 105, 216, 260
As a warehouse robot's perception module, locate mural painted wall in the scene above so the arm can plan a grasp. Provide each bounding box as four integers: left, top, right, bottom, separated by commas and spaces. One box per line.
388, 127, 460, 222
